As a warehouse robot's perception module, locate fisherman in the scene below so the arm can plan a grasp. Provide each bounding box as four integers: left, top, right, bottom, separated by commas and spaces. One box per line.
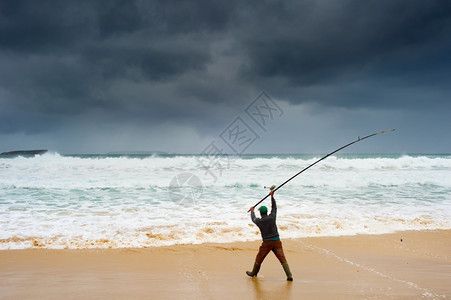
247, 187, 293, 281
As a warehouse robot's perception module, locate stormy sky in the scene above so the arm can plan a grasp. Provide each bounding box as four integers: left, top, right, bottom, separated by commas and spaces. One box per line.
1, 0, 450, 154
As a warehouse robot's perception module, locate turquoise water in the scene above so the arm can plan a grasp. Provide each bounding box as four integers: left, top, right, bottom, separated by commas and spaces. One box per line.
0, 153, 450, 249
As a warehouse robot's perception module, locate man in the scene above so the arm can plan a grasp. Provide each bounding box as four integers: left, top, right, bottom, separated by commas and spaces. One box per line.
247, 188, 293, 281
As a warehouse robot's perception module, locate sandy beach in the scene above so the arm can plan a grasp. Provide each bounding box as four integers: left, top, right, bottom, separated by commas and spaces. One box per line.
1, 230, 450, 299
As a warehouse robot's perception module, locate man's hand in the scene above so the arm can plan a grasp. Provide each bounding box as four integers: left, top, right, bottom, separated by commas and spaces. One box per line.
249, 206, 255, 212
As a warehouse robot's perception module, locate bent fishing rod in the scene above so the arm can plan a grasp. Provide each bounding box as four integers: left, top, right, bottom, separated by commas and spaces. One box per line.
248, 129, 396, 212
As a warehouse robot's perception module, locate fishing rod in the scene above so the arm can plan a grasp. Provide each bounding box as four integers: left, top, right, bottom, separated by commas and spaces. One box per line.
248, 129, 396, 212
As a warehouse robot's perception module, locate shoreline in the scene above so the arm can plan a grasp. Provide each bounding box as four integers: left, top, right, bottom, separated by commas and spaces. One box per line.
1, 227, 449, 251
1, 230, 450, 299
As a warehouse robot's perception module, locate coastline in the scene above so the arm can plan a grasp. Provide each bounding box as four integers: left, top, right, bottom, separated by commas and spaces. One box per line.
1, 230, 450, 299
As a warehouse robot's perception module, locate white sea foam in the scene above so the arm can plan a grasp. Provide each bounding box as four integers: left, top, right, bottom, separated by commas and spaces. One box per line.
0, 153, 450, 249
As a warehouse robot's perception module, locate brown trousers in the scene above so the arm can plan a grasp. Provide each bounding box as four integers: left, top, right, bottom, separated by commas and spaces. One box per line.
255, 240, 288, 265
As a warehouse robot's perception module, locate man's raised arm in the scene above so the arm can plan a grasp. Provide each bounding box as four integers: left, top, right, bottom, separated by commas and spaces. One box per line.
249, 206, 257, 223
270, 190, 277, 217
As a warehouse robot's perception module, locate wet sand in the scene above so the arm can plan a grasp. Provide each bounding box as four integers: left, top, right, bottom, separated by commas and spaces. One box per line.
1, 230, 450, 299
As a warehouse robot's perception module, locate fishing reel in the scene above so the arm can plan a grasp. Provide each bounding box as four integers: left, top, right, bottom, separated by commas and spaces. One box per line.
264, 185, 276, 191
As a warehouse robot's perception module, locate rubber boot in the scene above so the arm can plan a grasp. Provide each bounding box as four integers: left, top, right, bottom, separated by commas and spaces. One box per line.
246, 262, 261, 277
282, 263, 293, 281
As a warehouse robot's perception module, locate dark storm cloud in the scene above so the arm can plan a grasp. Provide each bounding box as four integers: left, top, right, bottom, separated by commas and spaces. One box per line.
0, 0, 450, 139
240, 1, 451, 76
0, 0, 233, 52
0, 0, 240, 134
233, 0, 451, 108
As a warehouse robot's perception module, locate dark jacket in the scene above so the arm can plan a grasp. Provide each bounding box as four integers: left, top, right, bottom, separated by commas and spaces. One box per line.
251, 196, 280, 241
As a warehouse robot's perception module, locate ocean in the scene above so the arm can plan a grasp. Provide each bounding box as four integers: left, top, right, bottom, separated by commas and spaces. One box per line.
1, 153, 450, 250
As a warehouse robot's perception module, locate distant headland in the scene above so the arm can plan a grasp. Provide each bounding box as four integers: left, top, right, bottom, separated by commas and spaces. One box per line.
0, 150, 48, 156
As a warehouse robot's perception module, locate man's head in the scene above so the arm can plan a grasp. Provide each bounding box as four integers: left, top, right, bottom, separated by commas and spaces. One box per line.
259, 206, 268, 215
